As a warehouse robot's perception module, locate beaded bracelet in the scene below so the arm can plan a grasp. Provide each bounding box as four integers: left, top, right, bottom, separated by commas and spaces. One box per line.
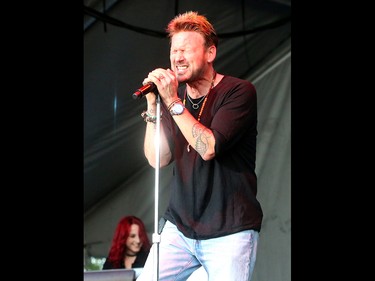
141, 110, 162, 123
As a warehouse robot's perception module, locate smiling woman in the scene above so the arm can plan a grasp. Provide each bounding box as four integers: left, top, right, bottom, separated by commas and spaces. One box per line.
102, 216, 151, 270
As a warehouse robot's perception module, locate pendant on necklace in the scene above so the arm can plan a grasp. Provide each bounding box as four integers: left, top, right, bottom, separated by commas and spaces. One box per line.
192, 104, 199, 110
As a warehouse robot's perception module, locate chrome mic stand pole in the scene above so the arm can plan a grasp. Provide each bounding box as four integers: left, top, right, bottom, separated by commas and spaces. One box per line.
152, 94, 161, 281
132, 86, 161, 281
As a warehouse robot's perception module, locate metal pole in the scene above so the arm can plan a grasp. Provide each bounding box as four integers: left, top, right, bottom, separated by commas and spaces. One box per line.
152, 95, 161, 281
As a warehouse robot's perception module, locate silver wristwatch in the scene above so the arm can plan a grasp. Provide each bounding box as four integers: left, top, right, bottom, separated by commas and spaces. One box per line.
169, 102, 185, 116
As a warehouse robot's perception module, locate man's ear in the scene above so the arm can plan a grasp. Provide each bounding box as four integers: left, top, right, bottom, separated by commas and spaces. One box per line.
207, 45, 216, 63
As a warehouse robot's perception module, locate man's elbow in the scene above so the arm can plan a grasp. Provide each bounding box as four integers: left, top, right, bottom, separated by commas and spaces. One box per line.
201, 146, 215, 161
147, 154, 172, 168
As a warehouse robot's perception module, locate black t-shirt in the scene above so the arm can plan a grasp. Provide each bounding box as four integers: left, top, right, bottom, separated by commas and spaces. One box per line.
162, 75, 263, 239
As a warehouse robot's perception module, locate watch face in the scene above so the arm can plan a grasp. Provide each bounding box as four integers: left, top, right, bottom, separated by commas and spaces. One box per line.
171, 103, 184, 115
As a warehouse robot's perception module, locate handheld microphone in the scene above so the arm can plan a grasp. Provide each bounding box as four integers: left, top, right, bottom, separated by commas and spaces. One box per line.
132, 82, 158, 100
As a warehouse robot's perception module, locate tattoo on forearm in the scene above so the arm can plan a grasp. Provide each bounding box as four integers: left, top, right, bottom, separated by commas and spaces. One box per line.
192, 123, 210, 155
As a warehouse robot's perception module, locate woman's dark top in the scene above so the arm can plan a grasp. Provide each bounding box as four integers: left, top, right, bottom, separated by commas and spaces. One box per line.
102, 250, 149, 269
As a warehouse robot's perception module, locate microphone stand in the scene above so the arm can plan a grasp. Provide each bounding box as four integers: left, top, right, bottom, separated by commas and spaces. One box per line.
133, 87, 164, 281
151, 94, 161, 281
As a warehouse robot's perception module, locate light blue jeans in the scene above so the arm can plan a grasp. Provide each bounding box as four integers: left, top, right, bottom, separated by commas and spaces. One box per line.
137, 220, 259, 281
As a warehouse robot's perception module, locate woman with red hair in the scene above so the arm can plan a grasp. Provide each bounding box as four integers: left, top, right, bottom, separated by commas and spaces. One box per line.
103, 215, 151, 269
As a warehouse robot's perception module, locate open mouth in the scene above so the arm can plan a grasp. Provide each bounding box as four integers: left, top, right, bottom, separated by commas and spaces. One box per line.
175, 65, 188, 74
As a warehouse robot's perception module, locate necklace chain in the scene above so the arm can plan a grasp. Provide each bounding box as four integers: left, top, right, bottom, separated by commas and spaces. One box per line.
183, 71, 217, 152
187, 94, 206, 110
183, 71, 217, 120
